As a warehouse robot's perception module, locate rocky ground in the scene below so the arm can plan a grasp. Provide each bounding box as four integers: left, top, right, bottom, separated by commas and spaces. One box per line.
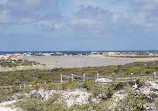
0, 80, 158, 111
0, 89, 92, 111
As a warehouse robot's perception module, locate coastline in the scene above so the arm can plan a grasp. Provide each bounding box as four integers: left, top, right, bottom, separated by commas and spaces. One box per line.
1, 55, 158, 72
21, 55, 158, 69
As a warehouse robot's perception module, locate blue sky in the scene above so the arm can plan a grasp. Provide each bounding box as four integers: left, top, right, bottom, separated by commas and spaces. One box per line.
0, 0, 158, 51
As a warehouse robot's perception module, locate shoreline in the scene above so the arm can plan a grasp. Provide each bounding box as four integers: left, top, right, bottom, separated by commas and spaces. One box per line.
0, 55, 158, 72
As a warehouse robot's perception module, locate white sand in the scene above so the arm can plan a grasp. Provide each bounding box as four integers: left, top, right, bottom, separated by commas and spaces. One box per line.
0, 100, 19, 111
1, 56, 158, 71
23, 56, 158, 69
30, 89, 91, 107
61, 89, 91, 107
95, 78, 112, 83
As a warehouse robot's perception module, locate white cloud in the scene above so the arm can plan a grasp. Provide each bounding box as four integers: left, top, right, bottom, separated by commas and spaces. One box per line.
0, 0, 158, 35
70, 18, 97, 26
112, 13, 121, 23
134, 0, 158, 10
0, 0, 8, 4
6, 0, 58, 12
134, 0, 158, 3
0, 10, 16, 23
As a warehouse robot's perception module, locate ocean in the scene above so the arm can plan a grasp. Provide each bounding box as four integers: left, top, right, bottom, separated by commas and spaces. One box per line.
0, 50, 158, 54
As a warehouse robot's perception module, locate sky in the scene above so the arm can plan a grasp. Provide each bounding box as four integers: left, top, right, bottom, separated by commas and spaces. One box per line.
0, 0, 158, 51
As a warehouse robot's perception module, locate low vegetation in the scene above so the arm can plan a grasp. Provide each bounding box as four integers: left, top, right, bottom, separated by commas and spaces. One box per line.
12, 81, 125, 111
0, 78, 157, 110
15, 94, 67, 111
12, 80, 156, 111
0, 61, 158, 86
0, 61, 158, 110
0, 59, 40, 68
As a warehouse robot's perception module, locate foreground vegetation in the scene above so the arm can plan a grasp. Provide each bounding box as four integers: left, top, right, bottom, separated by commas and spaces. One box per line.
0, 61, 158, 86
10, 80, 157, 111
0, 61, 158, 110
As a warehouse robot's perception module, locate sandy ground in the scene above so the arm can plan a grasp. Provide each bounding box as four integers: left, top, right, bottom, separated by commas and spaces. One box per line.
1, 55, 158, 72
0, 100, 19, 111
23, 55, 158, 69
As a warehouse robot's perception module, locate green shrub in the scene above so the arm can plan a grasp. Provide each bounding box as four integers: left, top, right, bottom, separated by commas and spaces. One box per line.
12, 86, 20, 93
53, 83, 62, 90
43, 103, 68, 111
1, 61, 158, 85
106, 88, 113, 98
128, 67, 143, 75
136, 79, 145, 88
15, 98, 44, 111
20, 87, 32, 94
14, 95, 67, 111
87, 82, 105, 97
82, 80, 88, 88
34, 84, 41, 90
67, 82, 82, 90
144, 69, 156, 74
45, 94, 60, 106
144, 93, 158, 103
115, 92, 145, 111
113, 82, 125, 90
70, 101, 110, 111
0, 89, 10, 102
2, 83, 10, 86
62, 82, 69, 90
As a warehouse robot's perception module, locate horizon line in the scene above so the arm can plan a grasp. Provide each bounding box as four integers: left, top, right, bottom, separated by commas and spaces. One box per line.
1, 50, 158, 52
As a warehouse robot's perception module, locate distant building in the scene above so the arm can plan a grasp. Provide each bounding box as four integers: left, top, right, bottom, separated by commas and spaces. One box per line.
149, 53, 153, 56
51, 52, 63, 56
0, 55, 5, 60
78, 54, 83, 56
107, 52, 117, 56
91, 52, 97, 54
43, 53, 51, 56
68, 54, 73, 56
0, 55, 9, 59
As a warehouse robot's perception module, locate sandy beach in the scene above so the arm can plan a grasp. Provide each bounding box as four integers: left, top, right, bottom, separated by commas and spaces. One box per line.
23, 56, 158, 69
1, 55, 158, 72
